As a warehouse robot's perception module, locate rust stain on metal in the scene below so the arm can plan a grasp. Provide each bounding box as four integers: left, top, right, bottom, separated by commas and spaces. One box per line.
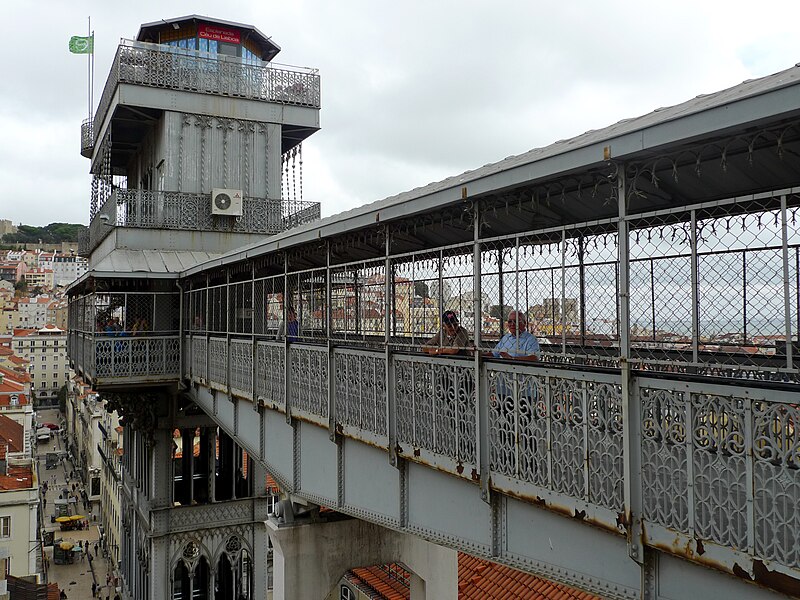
413, 447, 421, 457
751, 559, 800, 597
695, 538, 705, 556
470, 468, 479, 482
573, 509, 586, 521
643, 526, 755, 585
455, 461, 464, 475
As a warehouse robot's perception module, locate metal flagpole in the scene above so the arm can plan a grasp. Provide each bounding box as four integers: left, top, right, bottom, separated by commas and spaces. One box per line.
88, 17, 92, 120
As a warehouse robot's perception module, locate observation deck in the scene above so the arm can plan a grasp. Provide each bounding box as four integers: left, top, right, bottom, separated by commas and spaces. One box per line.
68, 55, 800, 599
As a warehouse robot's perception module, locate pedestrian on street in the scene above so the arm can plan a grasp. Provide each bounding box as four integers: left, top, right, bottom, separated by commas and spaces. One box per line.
94, 542, 98, 557
91, 582, 97, 597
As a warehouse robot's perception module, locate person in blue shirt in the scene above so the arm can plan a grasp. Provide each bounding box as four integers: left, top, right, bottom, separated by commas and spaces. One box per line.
278, 306, 299, 342
491, 310, 540, 361
490, 310, 541, 405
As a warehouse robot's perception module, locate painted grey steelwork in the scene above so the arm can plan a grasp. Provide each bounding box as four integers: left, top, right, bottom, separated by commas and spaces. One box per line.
80, 118, 93, 157
88, 39, 320, 152
85, 189, 320, 253
67, 21, 800, 598
185, 355, 796, 599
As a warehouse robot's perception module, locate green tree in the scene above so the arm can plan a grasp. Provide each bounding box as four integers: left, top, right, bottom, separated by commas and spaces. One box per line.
13, 279, 28, 297
57, 385, 68, 414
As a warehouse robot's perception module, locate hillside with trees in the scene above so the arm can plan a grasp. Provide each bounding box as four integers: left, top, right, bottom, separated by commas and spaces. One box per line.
1, 223, 86, 244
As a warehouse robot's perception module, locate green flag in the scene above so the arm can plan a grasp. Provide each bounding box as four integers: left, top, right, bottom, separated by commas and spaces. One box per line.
69, 35, 94, 54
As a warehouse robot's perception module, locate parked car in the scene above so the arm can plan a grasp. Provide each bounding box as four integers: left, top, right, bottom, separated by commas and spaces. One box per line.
36, 427, 52, 442
42, 423, 60, 431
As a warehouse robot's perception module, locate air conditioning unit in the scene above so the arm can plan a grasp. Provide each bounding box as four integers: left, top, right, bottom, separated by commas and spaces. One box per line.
211, 188, 243, 216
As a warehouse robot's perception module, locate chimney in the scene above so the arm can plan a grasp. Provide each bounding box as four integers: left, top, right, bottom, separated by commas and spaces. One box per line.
0, 440, 7, 476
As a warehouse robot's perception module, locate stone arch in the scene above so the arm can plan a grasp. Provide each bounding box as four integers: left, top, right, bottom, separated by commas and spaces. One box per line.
213, 535, 253, 600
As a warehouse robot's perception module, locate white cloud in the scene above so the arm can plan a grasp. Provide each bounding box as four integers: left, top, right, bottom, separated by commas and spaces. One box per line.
1, 0, 799, 225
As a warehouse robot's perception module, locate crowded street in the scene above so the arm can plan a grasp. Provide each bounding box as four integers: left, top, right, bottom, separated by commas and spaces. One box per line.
36, 407, 118, 599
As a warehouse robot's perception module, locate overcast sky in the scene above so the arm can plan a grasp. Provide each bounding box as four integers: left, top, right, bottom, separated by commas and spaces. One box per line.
2, 1, 800, 227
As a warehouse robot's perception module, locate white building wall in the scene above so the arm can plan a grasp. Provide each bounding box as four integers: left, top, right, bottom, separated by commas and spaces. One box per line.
13, 331, 69, 400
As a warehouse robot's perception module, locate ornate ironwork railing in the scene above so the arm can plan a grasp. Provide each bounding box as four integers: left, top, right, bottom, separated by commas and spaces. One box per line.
74, 332, 180, 382
80, 118, 94, 157
179, 333, 800, 583
84, 190, 320, 253
91, 39, 321, 146
178, 188, 800, 383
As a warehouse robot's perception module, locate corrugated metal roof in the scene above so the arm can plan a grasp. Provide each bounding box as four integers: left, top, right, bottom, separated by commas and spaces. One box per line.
93, 249, 219, 275
184, 62, 800, 276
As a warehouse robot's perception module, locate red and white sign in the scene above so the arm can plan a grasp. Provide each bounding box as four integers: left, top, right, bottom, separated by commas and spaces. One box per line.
199, 24, 240, 44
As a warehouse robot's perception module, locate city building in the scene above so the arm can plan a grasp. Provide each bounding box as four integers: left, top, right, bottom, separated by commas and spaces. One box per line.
0, 437, 38, 580
16, 296, 52, 329
0, 220, 16, 237
0, 262, 25, 285
23, 269, 54, 292
96, 402, 123, 573
0, 369, 32, 457
49, 254, 87, 288
12, 325, 69, 405
46, 297, 68, 331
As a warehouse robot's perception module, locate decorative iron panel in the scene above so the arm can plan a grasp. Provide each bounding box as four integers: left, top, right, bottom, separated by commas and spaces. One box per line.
230, 339, 253, 396
333, 350, 387, 437
587, 381, 624, 510
753, 401, 800, 567
192, 336, 208, 380
641, 387, 690, 531
488, 369, 621, 512
208, 338, 227, 386
395, 357, 476, 465
691, 393, 748, 551
289, 346, 328, 418
255, 342, 285, 409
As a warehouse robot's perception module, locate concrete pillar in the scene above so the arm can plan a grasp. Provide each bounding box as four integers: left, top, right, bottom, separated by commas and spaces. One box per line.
266, 518, 457, 600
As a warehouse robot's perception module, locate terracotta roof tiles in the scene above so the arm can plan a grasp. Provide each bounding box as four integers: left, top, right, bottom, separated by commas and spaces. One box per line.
339, 553, 602, 600
0, 415, 24, 453
0, 465, 34, 491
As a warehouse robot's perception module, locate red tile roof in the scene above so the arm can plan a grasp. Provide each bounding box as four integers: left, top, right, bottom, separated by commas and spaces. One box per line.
0, 465, 34, 491
457, 554, 601, 600
0, 365, 31, 384
0, 415, 24, 453
346, 565, 409, 600
340, 553, 602, 600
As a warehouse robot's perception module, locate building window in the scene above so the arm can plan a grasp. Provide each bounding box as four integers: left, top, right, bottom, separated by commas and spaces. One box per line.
0, 516, 10, 538
340, 585, 355, 600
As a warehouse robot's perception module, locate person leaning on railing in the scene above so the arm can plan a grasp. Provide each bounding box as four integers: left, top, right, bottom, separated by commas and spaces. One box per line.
423, 310, 473, 356
488, 310, 541, 361
486, 310, 541, 410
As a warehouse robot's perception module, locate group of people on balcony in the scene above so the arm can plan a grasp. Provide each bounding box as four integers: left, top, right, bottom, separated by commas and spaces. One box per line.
98, 317, 150, 336
423, 309, 541, 361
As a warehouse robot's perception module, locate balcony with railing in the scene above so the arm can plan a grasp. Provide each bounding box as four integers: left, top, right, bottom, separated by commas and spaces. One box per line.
80, 118, 94, 158
68, 290, 180, 388
83, 189, 320, 256
86, 39, 321, 150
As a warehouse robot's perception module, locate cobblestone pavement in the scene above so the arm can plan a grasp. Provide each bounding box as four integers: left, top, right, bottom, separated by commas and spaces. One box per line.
37, 408, 119, 600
